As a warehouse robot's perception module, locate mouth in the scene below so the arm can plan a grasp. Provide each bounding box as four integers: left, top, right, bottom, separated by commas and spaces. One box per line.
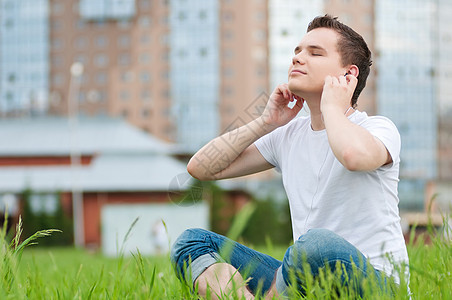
290, 69, 307, 75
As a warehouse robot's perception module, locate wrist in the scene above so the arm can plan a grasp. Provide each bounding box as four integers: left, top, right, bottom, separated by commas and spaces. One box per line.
257, 116, 278, 133
321, 104, 343, 116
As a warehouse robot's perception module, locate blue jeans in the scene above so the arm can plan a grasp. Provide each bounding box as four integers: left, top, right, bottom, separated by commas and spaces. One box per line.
171, 228, 386, 296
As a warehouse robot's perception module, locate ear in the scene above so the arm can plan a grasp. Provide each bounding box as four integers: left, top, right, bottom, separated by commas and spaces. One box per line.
346, 65, 359, 77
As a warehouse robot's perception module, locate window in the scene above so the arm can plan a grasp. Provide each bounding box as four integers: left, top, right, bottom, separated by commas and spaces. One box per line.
223, 49, 234, 59
51, 20, 63, 31
140, 34, 151, 45
121, 71, 134, 82
139, 53, 151, 63
142, 108, 151, 118
52, 38, 63, 50
178, 11, 187, 21
118, 35, 130, 48
139, 16, 151, 28
199, 48, 208, 57
117, 19, 132, 29
52, 3, 64, 15
141, 90, 151, 101
29, 194, 58, 215
223, 67, 234, 78
96, 71, 108, 84
78, 91, 86, 103
119, 53, 131, 65
140, 0, 151, 10
96, 35, 108, 48
223, 30, 234, 40
140, 71, 151, 83
160, 89, 170, 98
199, 10, 207, 20
74, 54, 87, 64
52, 74, 64, 86
94, 54, 108, 67
75, 36, 88, 49
160, 34, 169, 45
223, 11, 234, 21
120, 90, 130, 101
160, 70, 169, 79
7, 73, 16, 83
76, 20, 86, 30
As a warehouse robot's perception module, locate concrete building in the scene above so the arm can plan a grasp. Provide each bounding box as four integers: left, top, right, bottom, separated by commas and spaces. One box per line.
45, 0, 173, 142
268, 0, 377, 116
2, 0, 450, 217
0, 0, 50, 115
375, 0, 438, 210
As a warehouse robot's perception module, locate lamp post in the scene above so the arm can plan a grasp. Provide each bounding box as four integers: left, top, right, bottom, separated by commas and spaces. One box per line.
68, 62, 84, 247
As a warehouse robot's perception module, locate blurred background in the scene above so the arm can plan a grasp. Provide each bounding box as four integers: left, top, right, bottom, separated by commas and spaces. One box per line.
0, 0, 451, 254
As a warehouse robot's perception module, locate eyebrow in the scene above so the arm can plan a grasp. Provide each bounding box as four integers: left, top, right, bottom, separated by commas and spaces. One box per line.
294, 44, 327, 54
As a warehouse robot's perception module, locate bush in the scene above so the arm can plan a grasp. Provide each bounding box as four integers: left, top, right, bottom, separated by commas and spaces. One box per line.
21, 189, 73, 246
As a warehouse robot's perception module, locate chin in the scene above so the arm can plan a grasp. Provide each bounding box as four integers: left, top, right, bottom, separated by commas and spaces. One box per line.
288, 81, 305, 97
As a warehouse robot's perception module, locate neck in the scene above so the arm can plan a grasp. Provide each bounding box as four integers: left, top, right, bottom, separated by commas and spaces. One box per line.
304, 97, 325, 131
306, 99, 356, 131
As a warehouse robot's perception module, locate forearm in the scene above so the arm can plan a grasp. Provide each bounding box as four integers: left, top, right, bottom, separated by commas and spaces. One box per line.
187, 116, 276, 180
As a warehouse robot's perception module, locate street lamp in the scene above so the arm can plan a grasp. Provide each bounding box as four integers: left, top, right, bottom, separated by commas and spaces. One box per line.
68, 62, 84, 247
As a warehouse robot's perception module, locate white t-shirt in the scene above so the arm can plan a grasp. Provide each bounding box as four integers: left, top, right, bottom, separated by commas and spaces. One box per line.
255, 110, 409, 281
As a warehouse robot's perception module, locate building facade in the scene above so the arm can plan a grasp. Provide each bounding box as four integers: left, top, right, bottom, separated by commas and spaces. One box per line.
375, 0, 438, 210
0, 0, 50, 115
1, 0, 450, 212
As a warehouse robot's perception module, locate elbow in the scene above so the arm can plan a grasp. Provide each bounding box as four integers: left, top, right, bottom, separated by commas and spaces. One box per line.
341, 148, 363, 172
187, 159, 212, 181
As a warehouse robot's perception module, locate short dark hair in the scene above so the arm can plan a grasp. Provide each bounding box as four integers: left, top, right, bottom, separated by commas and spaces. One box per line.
307, 15, 372, 107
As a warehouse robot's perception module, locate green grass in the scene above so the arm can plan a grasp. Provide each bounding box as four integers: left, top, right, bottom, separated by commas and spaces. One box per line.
0, 235, 448, 299
1, 212, 451, 299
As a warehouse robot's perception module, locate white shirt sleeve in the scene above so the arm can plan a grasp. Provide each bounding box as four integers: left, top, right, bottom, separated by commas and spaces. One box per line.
360, 116, 401, 166
254, 126, 284, 173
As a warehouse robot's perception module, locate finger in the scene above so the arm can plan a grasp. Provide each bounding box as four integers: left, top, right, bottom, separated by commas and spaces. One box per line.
338, 75, 347, 85
324, 75, 333, 86
331, 76, 340, 85
280, 85, 290, 100
345, 74, 358, 89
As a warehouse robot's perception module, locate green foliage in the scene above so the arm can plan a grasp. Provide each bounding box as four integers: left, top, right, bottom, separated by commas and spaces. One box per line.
242, 197, 292, 246
0, 213, 60, 298
21, 189, 73, 246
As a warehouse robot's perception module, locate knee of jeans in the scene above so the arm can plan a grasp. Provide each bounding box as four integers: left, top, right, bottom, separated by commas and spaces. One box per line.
283, 229, 337, 271
170, 228, 206, 266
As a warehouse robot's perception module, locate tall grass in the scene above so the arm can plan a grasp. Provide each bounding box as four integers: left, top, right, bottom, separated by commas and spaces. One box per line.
1, 212, 451, 299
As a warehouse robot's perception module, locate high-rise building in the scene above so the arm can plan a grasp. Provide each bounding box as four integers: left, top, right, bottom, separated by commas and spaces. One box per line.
46, 0, 173, 141
169, 0, 220, 151
2, 0, 450, 209
376, 0, 438, 210
0, 0, 50, 116
268, 0, 377, 116
437, 0, 452, 181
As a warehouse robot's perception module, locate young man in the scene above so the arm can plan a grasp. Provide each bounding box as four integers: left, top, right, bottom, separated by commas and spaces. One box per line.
171, 15, 409, 299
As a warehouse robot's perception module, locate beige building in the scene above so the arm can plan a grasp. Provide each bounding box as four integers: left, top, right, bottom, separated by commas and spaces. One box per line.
48, 0, 172, 141
324, 0, 377, 116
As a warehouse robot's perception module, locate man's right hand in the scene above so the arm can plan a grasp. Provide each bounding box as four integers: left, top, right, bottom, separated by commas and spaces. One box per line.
261, 84, 304, 129
188, 84, 303, 181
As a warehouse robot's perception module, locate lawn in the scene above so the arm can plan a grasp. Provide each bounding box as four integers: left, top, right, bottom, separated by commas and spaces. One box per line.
1, 216, 451, 299
0, 236, 450, 299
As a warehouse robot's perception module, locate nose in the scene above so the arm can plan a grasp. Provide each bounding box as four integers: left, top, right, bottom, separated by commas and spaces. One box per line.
292, 52, 305, 66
